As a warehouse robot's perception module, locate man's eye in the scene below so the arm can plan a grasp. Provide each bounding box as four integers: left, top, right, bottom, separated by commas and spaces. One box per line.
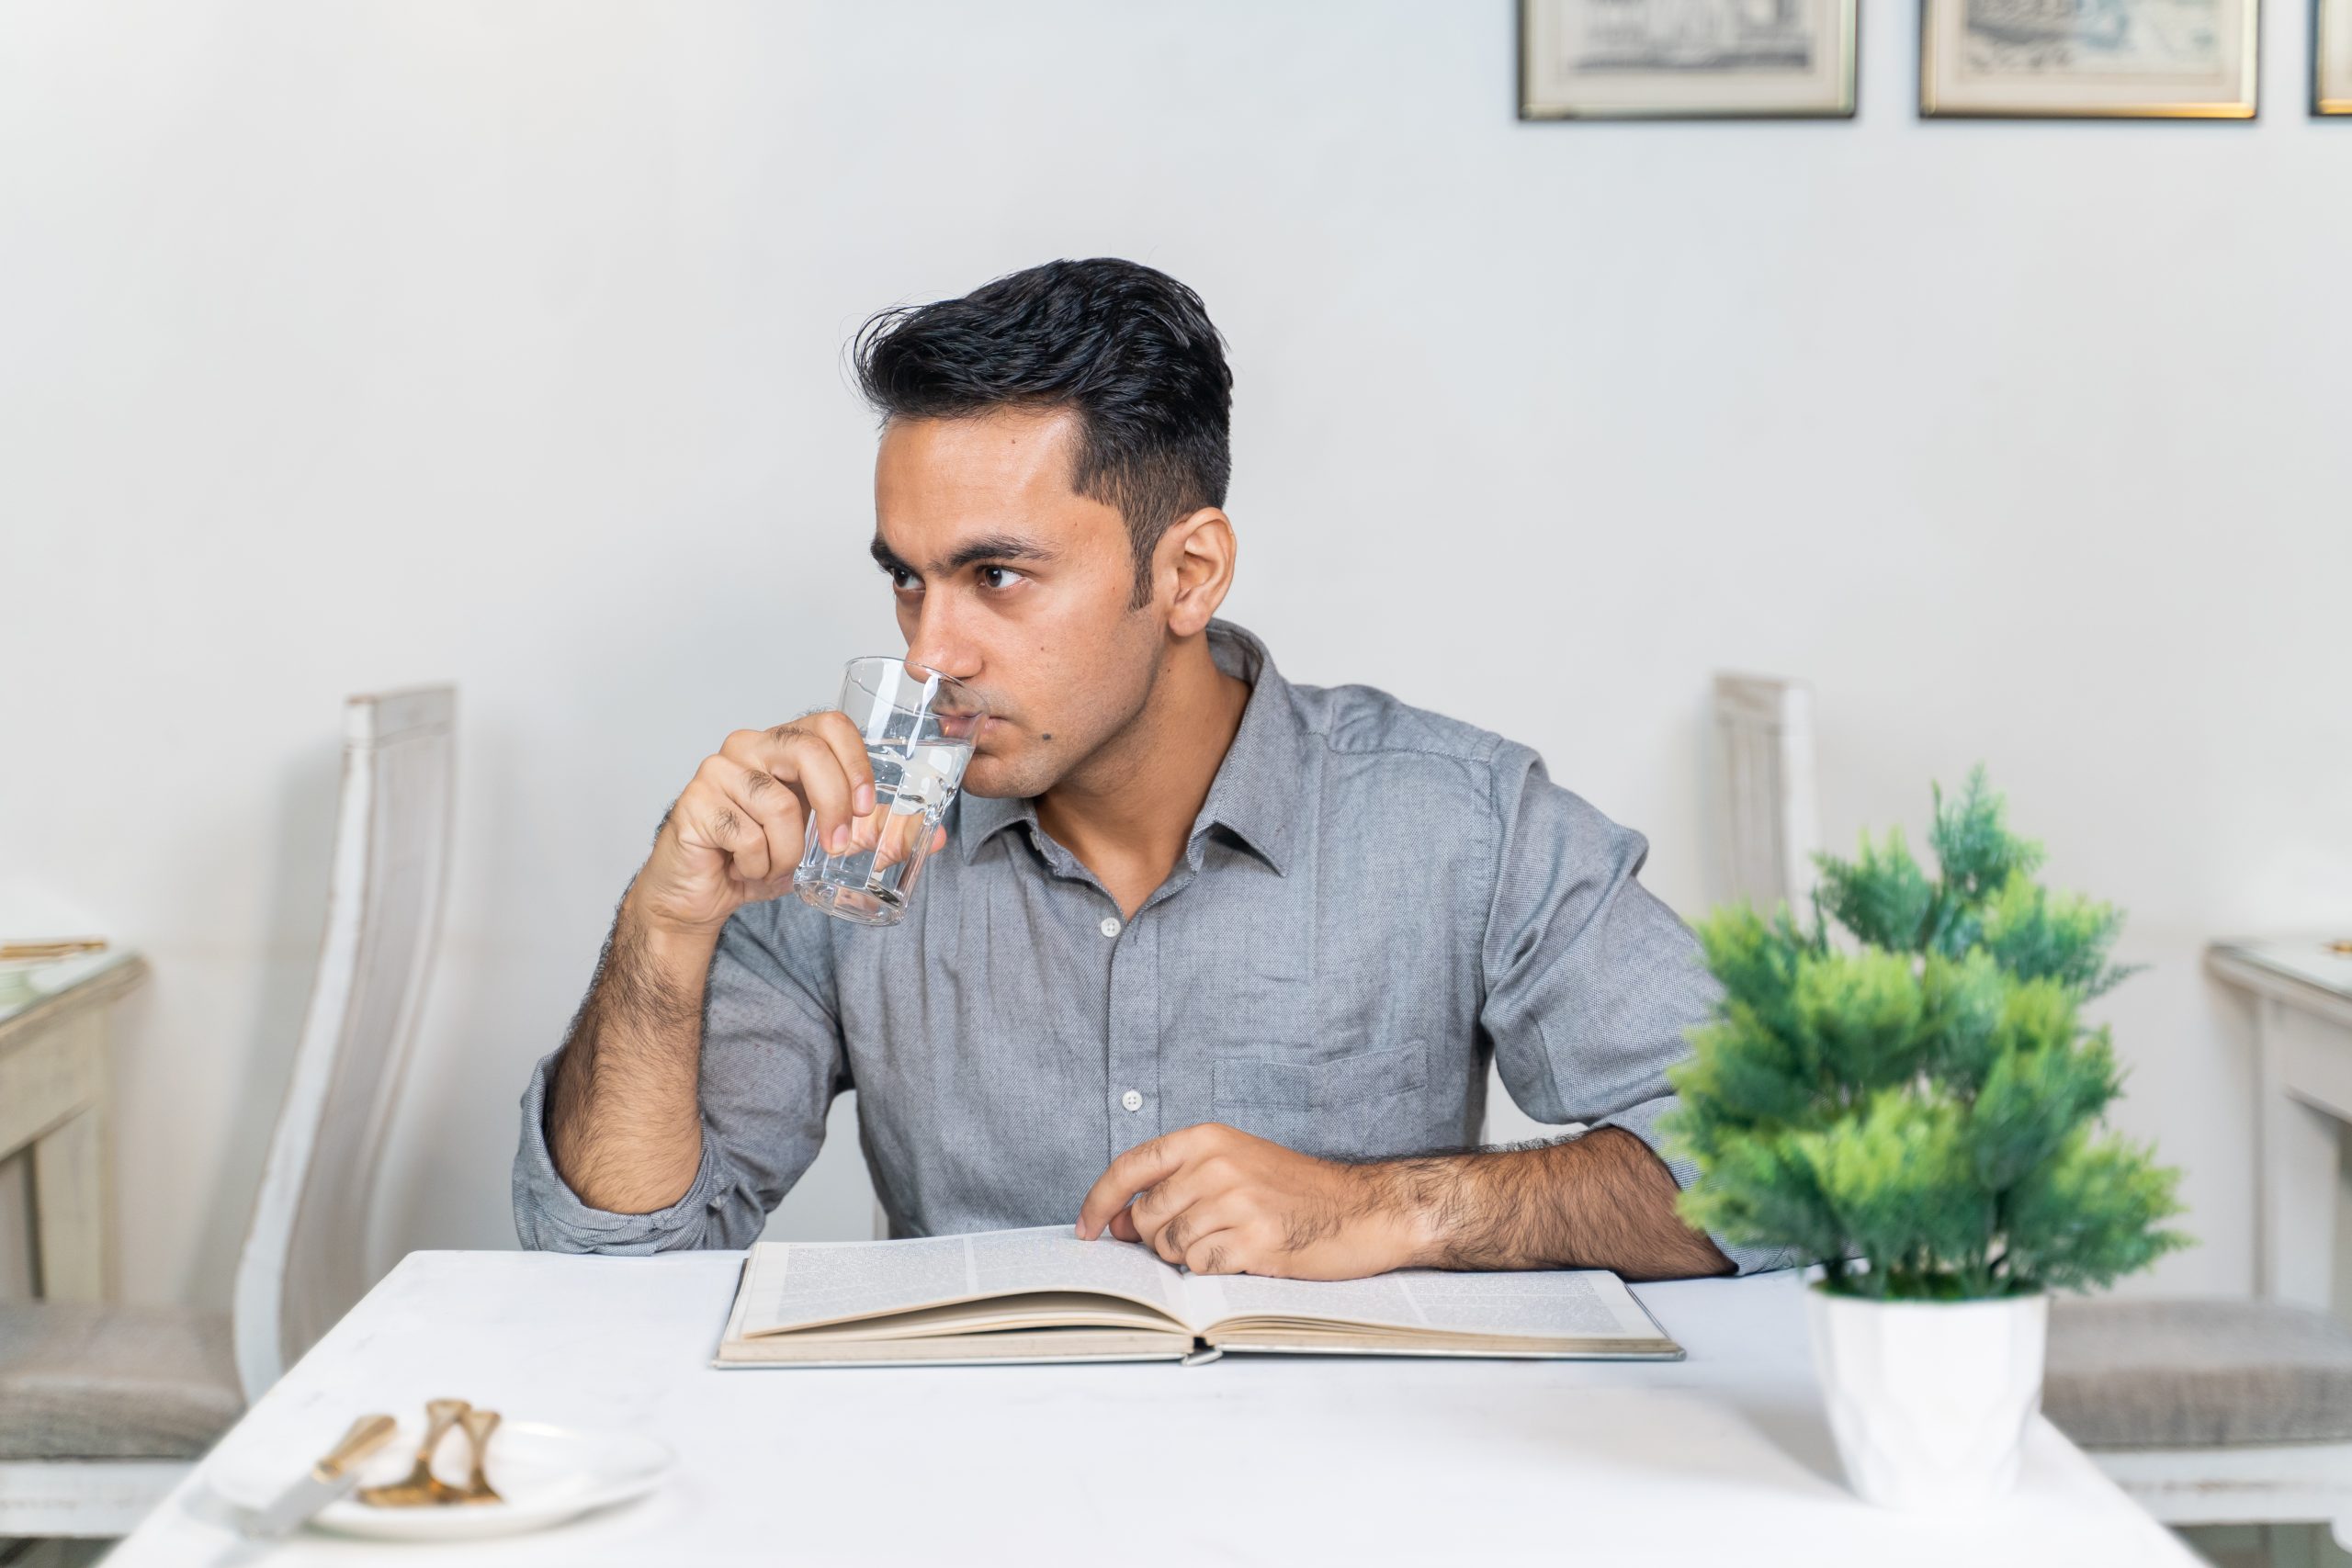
978, 566, 1023, 590
882, 565, 919, 592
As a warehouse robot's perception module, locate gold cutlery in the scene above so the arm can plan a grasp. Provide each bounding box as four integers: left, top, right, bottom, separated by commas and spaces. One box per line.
356, 1397, 469, 1507
243, 1413, 399, 1537
456, 1407, 503, 1504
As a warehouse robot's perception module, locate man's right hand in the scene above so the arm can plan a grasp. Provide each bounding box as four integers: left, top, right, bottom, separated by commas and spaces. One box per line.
553, 711, 931, 1216
627, 714, 884, 938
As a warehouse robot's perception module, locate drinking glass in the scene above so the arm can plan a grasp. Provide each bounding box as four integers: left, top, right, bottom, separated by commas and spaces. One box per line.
792, 658, 982, 927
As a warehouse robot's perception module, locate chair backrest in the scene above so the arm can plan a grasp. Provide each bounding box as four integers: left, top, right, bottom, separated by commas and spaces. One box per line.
232, 686, 456, 1399
1713, 672, 1821, 915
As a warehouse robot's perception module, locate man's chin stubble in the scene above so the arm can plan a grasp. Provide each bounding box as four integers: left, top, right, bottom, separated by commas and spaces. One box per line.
965, 754, 1047, 802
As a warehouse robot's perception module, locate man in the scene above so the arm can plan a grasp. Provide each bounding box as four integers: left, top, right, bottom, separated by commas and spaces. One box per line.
515, 257, 1776, 1281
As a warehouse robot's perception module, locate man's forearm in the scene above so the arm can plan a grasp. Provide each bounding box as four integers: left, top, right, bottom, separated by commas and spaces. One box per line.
544, 891, 717, 1214
1372, 1126, 1733, 1280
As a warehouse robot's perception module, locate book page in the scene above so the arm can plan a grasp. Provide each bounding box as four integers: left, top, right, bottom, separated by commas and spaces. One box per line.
1396, 1270, 1657, 1340
1190, 1268, 1657, 1342
760, 1292, 1182, 1342
1185, 1270, 1428, 1333
967, 1228, 1188, 1322
739, 1226, 1188, 1337
739, 1234, 973, 1335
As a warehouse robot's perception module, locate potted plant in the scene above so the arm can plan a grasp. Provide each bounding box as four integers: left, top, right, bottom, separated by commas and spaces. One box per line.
1667, 771, 2187, 1509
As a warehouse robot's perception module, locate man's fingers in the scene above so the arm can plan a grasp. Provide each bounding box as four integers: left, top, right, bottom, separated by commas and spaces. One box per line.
735, 871, 799, 904
1074, 1133, 1194, 1239
1138, 1172, 1262, 1269
735, 721, 861, 857
1129, 1170, 1212, 1250
1113, 1194, 1243, 1272
802, 710, 878, 817
871, 807, 923, 872
705, 755, 806, 882
674, 777, 778, 882
1157, 1200, 1227, 1268
1182, 1227, 1243, 1277
1130, 1188, 1193, 1266
777, 712, 877, 843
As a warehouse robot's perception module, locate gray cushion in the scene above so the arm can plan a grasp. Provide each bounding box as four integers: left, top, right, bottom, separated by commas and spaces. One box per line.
2044, 1298, 2352, 1450
0, 1301, 243, 1460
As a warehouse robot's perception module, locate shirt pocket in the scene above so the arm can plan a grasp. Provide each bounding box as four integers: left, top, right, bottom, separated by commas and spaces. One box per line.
1210, 1041, 1430, 1160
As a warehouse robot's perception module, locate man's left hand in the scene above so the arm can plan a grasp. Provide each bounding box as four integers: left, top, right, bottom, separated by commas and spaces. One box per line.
1073, 1122, 1419, 1280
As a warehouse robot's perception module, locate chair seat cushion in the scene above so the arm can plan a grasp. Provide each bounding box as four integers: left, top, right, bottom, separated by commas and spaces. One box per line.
2044, 1298, 2352, 1450
0, 1301, 243, 1460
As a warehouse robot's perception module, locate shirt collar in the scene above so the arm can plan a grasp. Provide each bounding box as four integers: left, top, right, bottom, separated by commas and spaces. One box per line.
956, 618, 1302, 876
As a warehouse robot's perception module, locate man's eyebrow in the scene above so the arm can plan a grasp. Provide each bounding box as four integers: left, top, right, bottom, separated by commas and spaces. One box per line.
870, 532, 1057, 578
939, 533, 1055, 572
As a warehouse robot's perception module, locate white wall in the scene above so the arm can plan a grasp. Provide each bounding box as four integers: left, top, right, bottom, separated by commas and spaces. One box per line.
3, 1, 2346, 1311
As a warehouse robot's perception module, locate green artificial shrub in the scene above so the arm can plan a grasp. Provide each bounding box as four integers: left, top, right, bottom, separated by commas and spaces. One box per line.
1667, 770, 2187, 1299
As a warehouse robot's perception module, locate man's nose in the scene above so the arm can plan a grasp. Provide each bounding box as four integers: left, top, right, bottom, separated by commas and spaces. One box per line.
905, 608, 980, 685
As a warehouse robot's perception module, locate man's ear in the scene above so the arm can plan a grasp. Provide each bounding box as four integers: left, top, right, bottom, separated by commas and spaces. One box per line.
1159, 507, 1236, 637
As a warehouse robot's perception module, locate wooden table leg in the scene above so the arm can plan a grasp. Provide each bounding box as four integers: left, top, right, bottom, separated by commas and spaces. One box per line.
0, 957, 139, 1303
2257, 997, 2346, 1313
31, 1105, 108, 1301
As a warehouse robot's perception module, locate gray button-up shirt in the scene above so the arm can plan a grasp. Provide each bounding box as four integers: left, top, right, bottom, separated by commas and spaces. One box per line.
514, 620, 1781, 1273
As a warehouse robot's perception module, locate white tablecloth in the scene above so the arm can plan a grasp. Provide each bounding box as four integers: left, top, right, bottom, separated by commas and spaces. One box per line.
111, 1251, 2194, 1565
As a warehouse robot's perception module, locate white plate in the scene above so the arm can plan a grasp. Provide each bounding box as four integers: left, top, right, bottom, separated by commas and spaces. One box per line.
204, 1416, 673, 1540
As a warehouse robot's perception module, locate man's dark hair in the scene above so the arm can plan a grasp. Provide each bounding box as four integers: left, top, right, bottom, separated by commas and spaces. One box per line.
852, 257, 1232, 607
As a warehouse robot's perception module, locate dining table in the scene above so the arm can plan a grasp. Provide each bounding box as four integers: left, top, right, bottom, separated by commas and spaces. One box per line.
0, 946, 146, 1300
105, 1247, 2198, 1565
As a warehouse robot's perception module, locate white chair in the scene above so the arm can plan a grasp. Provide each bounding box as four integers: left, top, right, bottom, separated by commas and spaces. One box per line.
1710, 673, 1820, 914
0, 686, 456, 1540
1711, 671, 2352, 1552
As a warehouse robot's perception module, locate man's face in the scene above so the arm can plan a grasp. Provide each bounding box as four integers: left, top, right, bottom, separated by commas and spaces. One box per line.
871, 407, 1161, 801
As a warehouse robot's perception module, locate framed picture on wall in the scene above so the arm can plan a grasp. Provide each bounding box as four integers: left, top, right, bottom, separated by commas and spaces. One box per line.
2320, 0, 2352, 112
1518, 0, 1860, 119
1920, 0, 2259, 118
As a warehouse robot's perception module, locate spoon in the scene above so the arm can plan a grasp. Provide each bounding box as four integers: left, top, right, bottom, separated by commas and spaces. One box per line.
356, 1398, 469, 1507
455, 1407, 503, 1504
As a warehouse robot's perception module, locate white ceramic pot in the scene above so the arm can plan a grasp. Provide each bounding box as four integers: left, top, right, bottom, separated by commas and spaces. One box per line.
1805, 1284, 2049, 1510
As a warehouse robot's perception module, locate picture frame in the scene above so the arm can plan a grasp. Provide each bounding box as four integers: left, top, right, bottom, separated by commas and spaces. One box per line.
2320, 0, 2352, 112
1920, 0, 2259, 118
1518, 0, 1860, 120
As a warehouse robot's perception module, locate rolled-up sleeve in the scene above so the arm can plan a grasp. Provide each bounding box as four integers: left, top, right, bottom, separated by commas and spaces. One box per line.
1477, 744, 1789, 1276
513, 897, 847, 1254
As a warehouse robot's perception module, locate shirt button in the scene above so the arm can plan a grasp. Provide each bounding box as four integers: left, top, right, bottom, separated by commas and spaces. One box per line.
1121, 1089, 1143, 1112
1099, 916, 1122, 939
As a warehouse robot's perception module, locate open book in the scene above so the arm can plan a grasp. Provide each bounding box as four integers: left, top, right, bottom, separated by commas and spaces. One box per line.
717, 1225, 1680, 1367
